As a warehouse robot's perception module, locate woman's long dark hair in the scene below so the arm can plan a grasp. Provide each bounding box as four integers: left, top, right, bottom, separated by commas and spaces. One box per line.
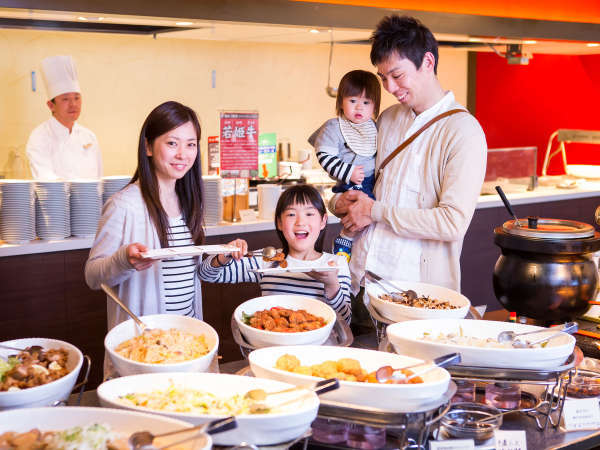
131, 101, 204, 248
274, 184, 327, 255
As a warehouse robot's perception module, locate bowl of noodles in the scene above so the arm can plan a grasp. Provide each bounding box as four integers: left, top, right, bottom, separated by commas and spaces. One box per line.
105, 314, 219, 376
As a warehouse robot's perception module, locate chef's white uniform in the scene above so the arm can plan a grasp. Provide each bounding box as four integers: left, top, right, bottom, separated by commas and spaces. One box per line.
26, 116, 102, 180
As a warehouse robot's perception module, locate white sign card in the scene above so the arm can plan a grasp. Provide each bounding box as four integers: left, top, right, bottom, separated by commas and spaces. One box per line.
429, 438, 475, 450
562, 398, 600, 431
495, 430, 527, 450
238, 208, 258, 223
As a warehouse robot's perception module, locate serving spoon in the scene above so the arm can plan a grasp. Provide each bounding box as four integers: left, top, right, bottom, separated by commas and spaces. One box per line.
100, 283, 152, 333
497, 322, 577, 348
129, 416, 237, 450
249, 378, 339, 414
375, 353, 461, 383
0, 344, 43, 354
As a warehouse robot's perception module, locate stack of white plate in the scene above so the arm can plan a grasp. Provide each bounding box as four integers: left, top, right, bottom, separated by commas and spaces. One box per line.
203, 176, 223, 225
0, 180, 35, 244
70, 179, 101, 237
34, 181, 70, 240
101, 175, 130, 205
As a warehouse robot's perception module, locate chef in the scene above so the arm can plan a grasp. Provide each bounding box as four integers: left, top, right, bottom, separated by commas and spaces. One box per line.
26, 55, 102, 180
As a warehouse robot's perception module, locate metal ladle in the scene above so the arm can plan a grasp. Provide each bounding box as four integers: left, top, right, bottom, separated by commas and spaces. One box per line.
365, 270, 418, 301
375, 353, 461, 383
100, 283, 152, 333
497, 321, 577, 345
509, 322, 578, 349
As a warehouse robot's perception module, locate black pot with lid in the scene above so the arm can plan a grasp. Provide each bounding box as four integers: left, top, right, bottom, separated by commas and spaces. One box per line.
493, 216, 600, 323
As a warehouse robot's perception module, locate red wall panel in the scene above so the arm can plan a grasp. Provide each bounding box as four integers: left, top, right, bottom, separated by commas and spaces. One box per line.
475, 53, 600, 175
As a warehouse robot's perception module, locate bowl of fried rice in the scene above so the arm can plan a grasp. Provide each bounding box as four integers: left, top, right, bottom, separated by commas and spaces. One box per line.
104, 314, 218, 376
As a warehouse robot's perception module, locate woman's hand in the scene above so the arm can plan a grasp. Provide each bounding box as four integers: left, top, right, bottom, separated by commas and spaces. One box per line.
308, 269, 340, 300
126, 243, 155, 271
213, 238, 248, 267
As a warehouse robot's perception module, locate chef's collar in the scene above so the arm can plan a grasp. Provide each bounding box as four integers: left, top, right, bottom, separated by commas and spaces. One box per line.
49, 116, 79, 138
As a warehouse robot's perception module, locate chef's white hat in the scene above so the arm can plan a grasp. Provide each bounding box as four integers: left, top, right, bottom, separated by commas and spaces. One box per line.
41, 55, 81, 100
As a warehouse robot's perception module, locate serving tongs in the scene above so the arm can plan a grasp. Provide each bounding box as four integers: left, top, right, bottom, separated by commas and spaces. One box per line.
375, 353, 461, 383
101, 283, 153, 333
129, 416, 237, 449
249, 378, 340, 413
365, 270, 418, 300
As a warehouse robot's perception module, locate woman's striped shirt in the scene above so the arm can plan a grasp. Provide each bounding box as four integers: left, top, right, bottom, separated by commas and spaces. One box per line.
161, 216, 196, 317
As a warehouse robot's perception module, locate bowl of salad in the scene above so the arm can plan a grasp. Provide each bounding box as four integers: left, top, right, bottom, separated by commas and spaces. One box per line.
234, 295, 336, 348
0, 337, 83, 410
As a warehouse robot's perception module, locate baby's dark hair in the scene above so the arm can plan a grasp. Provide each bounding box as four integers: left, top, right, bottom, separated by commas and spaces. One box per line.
335, 70, 381, 119
274, 184, 327, 255
370, 15, 439, 74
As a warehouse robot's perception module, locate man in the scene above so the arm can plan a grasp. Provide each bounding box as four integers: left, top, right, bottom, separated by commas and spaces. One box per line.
333, 15, 487, 329
26, 55, 102, 180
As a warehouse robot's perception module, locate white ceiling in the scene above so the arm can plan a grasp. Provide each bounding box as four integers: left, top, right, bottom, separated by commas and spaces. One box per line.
1, 7, 599, 55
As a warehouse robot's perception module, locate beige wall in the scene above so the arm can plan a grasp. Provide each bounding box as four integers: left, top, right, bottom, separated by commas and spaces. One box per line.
0, 28, 468, 178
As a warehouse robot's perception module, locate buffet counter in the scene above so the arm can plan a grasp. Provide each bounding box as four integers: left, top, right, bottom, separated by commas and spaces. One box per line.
1, 182, 599, 258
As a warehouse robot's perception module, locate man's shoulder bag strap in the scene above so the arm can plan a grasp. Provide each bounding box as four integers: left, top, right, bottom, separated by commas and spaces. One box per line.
374, 108, 467, 186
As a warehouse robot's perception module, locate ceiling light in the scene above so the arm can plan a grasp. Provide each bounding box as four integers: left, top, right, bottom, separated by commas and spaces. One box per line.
587, 43, 600, 47
309, 29, 319, 33
175, 21, 193, 26
523, 40, 537, 44
77, 16, 88, 21
98, 17, 104, 21
468, 37, 483, 42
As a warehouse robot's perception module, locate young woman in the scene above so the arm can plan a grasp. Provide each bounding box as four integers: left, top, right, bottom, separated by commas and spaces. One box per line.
85, 101, 205, 331
199, 184, 351, 323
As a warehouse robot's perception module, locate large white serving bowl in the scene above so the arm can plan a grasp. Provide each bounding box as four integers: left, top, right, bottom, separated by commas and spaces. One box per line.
249, 345, 450, 411
234, 295, 336, 348
104, 314, 219, 376
0, 338, 83, 410
387, 319, 576, 369
97, 372, 319, 446
366, 280, 471, 323
0, 406, 209, 450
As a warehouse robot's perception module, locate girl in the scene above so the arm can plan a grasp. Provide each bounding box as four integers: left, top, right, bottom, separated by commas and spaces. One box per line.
85, 101, 205, 332
199, 184, 351, 324
308, 70, 381, 261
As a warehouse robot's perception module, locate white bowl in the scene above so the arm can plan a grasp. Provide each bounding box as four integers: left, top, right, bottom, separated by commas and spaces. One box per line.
234, 295, 336, 348
104, 314, 219, 376
248, 345, 450, 412
97, 372, 319, 446
366, 280, 471, 322
0, 338, 83, 410
386, 319, 576, 369
0, 406, 208, 450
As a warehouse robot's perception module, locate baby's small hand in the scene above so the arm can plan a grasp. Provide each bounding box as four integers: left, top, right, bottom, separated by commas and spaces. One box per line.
350, 165, 365, 184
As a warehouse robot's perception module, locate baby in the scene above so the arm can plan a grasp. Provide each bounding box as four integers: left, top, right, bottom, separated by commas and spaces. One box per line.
308, 70, 381, 261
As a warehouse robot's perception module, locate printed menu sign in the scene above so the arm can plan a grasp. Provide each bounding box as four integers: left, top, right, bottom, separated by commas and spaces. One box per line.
562, 398, 600, 430
219, 111, 258, 177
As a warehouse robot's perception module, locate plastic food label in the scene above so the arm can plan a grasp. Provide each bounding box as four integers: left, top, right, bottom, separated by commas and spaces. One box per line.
562, 398, 600, 430
494, 430, 527, 450
429, 439, 474, 450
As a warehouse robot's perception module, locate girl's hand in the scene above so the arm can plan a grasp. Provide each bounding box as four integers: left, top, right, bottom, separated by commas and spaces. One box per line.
214, 238, 248, 266
126, 243, 155, 271
350, 165, 365, 184
307, 269, 340, 299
